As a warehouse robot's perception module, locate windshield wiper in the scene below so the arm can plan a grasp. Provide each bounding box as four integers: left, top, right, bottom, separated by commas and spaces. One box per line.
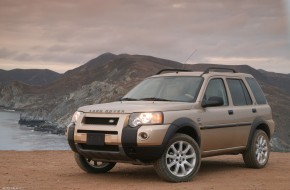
139, 97, 171, 101
120, 97, 138, 101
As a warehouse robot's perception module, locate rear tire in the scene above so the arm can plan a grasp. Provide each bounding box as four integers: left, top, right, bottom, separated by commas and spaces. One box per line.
243, 130, 270, 168
154, 134, 201, 182
74, 153, 116, 173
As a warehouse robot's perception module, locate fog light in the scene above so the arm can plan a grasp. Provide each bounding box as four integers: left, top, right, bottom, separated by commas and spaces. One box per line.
138, 132, 149, 140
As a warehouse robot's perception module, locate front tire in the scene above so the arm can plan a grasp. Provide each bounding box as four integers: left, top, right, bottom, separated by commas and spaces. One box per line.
154, 134, 201, 182
243, 130, 270, 168
74, 153, 116, 173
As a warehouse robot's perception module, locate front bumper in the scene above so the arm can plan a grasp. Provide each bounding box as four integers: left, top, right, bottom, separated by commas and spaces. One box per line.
66, 123, 77, 152
66, 115, 169, 163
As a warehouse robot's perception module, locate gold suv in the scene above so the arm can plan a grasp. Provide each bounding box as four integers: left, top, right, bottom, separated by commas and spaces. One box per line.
66, 68, 275, 182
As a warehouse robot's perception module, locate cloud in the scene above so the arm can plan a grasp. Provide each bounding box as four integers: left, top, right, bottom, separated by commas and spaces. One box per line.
0, 0, 289, 73
0, 58, 80, 73
205, 57, 270, 64
0, 48, 16, 58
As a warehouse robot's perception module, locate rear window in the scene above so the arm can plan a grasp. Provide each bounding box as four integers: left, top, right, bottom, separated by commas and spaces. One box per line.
246, 77, 267, 105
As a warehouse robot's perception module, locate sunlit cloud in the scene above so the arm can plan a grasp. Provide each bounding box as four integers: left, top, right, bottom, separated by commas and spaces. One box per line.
198, 56, 290, 73
205, 57, 270, 64
171, 3, 186, 9
0, 59, 80, 73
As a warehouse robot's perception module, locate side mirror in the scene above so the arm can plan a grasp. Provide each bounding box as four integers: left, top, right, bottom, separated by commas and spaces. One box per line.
202, 96, 224, 108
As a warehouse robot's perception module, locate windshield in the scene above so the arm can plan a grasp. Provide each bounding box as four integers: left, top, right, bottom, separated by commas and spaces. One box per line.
122, 76, 202, 102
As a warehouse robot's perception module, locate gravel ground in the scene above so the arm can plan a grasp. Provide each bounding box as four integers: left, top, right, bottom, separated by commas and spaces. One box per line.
0, 151, 289, 190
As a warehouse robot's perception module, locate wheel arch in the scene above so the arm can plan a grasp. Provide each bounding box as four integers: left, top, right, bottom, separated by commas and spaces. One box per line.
162, 117, 201, 147
256, 124, 270, 139
246, 117, 271, 149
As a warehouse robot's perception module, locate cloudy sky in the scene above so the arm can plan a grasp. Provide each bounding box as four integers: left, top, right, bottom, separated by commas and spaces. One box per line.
0, 0, 289, 73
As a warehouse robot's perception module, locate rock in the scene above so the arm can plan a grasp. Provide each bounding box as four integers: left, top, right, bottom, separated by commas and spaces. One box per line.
19, 118, 45, 126
270, 137, 290, 152
33, 123, 65, 135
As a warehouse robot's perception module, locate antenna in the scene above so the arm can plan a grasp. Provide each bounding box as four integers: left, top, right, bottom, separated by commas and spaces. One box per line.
183, 49, 197, 64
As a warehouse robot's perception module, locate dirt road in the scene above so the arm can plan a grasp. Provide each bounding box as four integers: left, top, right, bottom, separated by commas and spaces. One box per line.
0, 151, 289, 190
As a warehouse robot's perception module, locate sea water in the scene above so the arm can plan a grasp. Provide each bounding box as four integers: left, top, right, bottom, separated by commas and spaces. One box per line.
0, 110, 69, 150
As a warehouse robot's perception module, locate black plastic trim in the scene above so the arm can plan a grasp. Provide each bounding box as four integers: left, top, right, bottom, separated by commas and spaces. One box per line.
121, 125, 140, 147
123, 146, 164, 162
201, 122, 251, 130
78, 144, 119, 152
202, 67, 237, 75
75, 144, 132, 161
83, 117, 119, 125
77, 130, 118, 135
246, 117, 270, 150
67, 123, 78, 152
162, 117, 201, 146
156, 69, 192, 75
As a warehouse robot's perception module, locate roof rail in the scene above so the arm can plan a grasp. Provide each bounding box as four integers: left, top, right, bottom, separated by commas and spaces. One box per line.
202, 67, 237, 75
156, 69, 192, 75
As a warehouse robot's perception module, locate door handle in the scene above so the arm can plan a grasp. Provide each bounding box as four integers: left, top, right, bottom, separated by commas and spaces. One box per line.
228, 110, 234, 115
252, 108, 257, 113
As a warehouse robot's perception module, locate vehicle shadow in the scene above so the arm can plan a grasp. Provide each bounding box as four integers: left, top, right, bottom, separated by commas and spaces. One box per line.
198, 156, 246, 177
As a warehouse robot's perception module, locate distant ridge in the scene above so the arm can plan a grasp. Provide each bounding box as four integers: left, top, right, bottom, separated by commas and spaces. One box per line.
0, 69, 61, 86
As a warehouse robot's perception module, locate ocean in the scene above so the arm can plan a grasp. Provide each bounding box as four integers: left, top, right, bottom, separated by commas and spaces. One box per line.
0, 110, 69, 150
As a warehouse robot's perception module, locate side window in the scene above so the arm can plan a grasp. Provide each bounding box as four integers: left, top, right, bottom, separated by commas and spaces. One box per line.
227, 79, 252, 106
203, 78, 228, 106
246, 77, 267, 105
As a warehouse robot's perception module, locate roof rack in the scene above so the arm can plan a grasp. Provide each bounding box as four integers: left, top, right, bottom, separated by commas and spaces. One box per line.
156, 69, 192, 75
202, 67, 237, 75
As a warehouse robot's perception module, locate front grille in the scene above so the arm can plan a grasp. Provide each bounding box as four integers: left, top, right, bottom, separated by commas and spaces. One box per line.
79, 144, 119, 152
83, 117, 119, 125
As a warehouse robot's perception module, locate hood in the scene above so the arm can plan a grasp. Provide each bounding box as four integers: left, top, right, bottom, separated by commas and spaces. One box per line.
78, 101, 196, 114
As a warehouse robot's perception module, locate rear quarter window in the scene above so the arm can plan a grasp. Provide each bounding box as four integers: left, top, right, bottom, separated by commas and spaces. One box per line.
246, 77, 267, 105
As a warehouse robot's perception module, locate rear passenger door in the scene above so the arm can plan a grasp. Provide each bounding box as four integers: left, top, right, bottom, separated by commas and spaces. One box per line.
225, 78, 255, 147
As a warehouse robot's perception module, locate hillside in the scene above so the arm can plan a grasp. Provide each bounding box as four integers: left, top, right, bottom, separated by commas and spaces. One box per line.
0, 69, 61, 86
0, 53, 289, 151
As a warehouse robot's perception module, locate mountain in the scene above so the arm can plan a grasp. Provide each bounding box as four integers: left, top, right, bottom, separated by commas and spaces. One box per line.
0, 69, 61, 86
0, 53, 289, 151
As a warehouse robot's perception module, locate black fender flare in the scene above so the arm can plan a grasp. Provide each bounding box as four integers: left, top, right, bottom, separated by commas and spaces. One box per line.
161, 117, 201, 148
246, 117, 270, 149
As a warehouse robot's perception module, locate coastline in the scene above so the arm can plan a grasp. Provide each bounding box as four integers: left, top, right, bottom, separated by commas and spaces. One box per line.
0, 108, 66, 135
0, 106, 19, 111
18, 117, 66, 135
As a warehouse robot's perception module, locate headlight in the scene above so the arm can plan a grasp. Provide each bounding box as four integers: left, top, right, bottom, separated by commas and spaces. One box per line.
129, 112, 163, 128
71, 111, 81, 123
